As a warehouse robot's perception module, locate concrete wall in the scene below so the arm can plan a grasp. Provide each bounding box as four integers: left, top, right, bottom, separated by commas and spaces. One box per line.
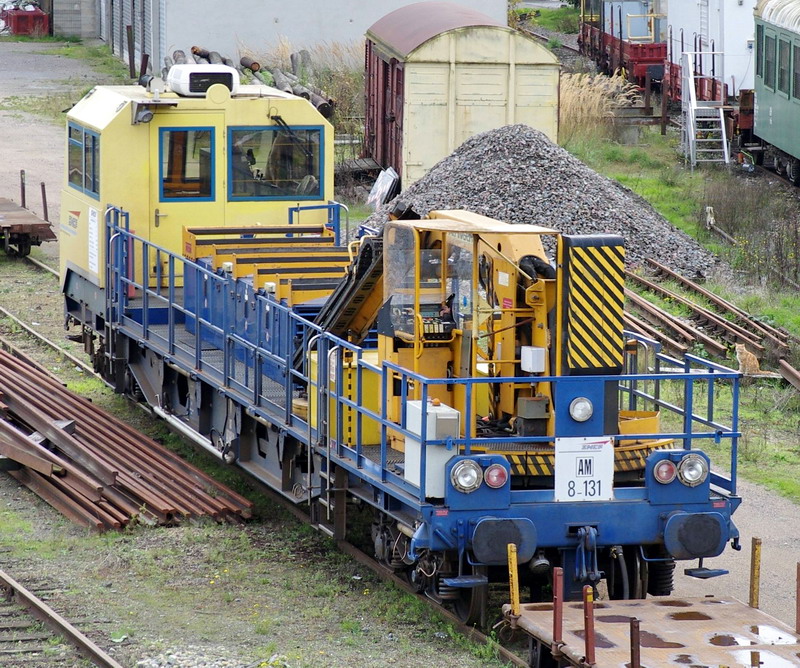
53, 0, 97, 40
161, 0, 506, 63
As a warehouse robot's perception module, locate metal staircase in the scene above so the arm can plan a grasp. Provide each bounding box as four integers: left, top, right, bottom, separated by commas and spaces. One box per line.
680, 52, 730, 168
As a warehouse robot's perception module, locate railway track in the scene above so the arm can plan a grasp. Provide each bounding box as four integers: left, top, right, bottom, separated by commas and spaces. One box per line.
0, 569, 123, 667
627, 256, 800, 385
522, 26, 580, 53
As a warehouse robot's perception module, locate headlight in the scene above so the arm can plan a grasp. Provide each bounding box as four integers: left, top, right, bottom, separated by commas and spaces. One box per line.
569, 397, 593, 422
450, 460, 483, 493
677, 453, 708, 487
653, 458, 677, 484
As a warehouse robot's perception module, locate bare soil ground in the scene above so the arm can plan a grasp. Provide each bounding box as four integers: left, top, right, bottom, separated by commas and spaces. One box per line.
0, 36, 798, 668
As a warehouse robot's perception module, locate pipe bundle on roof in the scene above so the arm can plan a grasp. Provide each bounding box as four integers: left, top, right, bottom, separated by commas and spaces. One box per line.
156, 43, 336, 118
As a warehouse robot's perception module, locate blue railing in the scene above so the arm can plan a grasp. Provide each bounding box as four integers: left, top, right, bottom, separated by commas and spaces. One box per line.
105, 208, 741, 504
287, 201, 346, 245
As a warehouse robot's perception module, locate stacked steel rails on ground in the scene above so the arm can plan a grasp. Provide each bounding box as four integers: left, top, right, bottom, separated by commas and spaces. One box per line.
0, 350, 253, 530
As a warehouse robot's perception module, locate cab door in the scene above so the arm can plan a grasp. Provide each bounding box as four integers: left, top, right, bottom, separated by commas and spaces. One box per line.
149, 113, 225, 255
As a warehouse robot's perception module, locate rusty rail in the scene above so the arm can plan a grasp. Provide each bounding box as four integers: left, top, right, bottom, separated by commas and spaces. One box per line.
0, 349, 252, 530
624, 288, 728, 357
644, 258, 791, 354
0, 568, 125, 667
627, 271, 766, 354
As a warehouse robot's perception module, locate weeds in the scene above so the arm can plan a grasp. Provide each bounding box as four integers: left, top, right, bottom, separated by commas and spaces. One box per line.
512, 6, 580, 33
0, 42, 127, 122
559, 73, 640, 146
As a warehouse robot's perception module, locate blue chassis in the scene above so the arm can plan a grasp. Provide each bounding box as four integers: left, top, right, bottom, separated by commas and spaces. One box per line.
98, 209, 742, 572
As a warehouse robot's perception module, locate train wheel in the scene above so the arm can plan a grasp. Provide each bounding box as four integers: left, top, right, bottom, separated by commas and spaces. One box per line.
771, 153, 786, 176
451, 565, 487, 626
787, 158, 800, 185
14, 237, 31, 257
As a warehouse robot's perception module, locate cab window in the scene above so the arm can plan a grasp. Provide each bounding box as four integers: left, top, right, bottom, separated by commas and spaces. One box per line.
68, 124, 100, 199
159, 127, 214, 200
228, 126, 322, 200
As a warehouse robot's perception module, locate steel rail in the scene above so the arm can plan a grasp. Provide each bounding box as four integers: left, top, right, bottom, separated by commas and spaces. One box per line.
0, 339, 252, 528
644, 257, 791, 350
0, 302, 96, 376
24, 254, 59, 278
522, 26, 581, 54
626, 270, 766, 353
0, 568, 125, 668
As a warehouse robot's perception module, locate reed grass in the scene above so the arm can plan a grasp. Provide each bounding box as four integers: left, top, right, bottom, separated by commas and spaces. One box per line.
559, 72, 640, 146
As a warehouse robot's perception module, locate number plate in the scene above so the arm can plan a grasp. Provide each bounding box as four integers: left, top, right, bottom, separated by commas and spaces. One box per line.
554, 437, 614, 502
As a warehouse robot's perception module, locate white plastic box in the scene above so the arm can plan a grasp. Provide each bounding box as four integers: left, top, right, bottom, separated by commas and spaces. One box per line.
404, 400, 460, 498
521, 346, 546, 373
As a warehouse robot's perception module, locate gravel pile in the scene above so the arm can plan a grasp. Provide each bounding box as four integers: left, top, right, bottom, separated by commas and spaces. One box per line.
365, 125, 722, 278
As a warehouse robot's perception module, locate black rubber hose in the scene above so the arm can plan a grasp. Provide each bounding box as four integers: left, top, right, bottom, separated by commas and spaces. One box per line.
614, 546, 630, 600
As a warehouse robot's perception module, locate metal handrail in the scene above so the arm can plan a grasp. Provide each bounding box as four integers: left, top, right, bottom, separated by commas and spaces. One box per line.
105, 214, 741, 499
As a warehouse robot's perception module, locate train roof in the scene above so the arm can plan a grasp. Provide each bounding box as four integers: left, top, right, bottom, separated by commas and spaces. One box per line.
756, 0, 800, 30
392, 210, 559, 235
66, 82, 304, 132
366, 1, 503, 57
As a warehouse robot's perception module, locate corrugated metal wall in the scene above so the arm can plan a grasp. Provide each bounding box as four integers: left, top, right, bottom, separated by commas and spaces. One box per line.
100, 0, 108, 41
365, 42, 405, 179
105, 0, 163, 76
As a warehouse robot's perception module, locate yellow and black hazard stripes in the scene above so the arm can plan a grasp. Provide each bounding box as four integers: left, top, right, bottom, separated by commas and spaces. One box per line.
496, 439, 672, 477
507, 452, 554, 476
557, 235, 625, 375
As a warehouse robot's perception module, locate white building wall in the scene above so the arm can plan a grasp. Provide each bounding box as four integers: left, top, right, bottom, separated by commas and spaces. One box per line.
159, 0, 506, 64
667, 0, 757, 95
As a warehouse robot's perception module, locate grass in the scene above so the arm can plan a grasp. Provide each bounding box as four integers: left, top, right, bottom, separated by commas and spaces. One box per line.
513, 6, 580, 33
0, 34, 80, 43
50, 42, 130, 81
568, 126, 800, 335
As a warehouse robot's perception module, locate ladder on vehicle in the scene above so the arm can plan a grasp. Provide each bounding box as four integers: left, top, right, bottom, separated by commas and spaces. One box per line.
679, 51, 730, 168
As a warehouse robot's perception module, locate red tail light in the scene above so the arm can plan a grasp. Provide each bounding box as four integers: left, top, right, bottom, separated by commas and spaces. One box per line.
484, 463, 508, 489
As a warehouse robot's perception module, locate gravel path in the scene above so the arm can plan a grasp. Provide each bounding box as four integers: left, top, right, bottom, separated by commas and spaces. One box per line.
0, 40, 94, 265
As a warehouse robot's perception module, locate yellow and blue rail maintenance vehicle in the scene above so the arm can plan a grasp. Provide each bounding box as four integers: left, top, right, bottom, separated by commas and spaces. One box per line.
60, 65, 742, 625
